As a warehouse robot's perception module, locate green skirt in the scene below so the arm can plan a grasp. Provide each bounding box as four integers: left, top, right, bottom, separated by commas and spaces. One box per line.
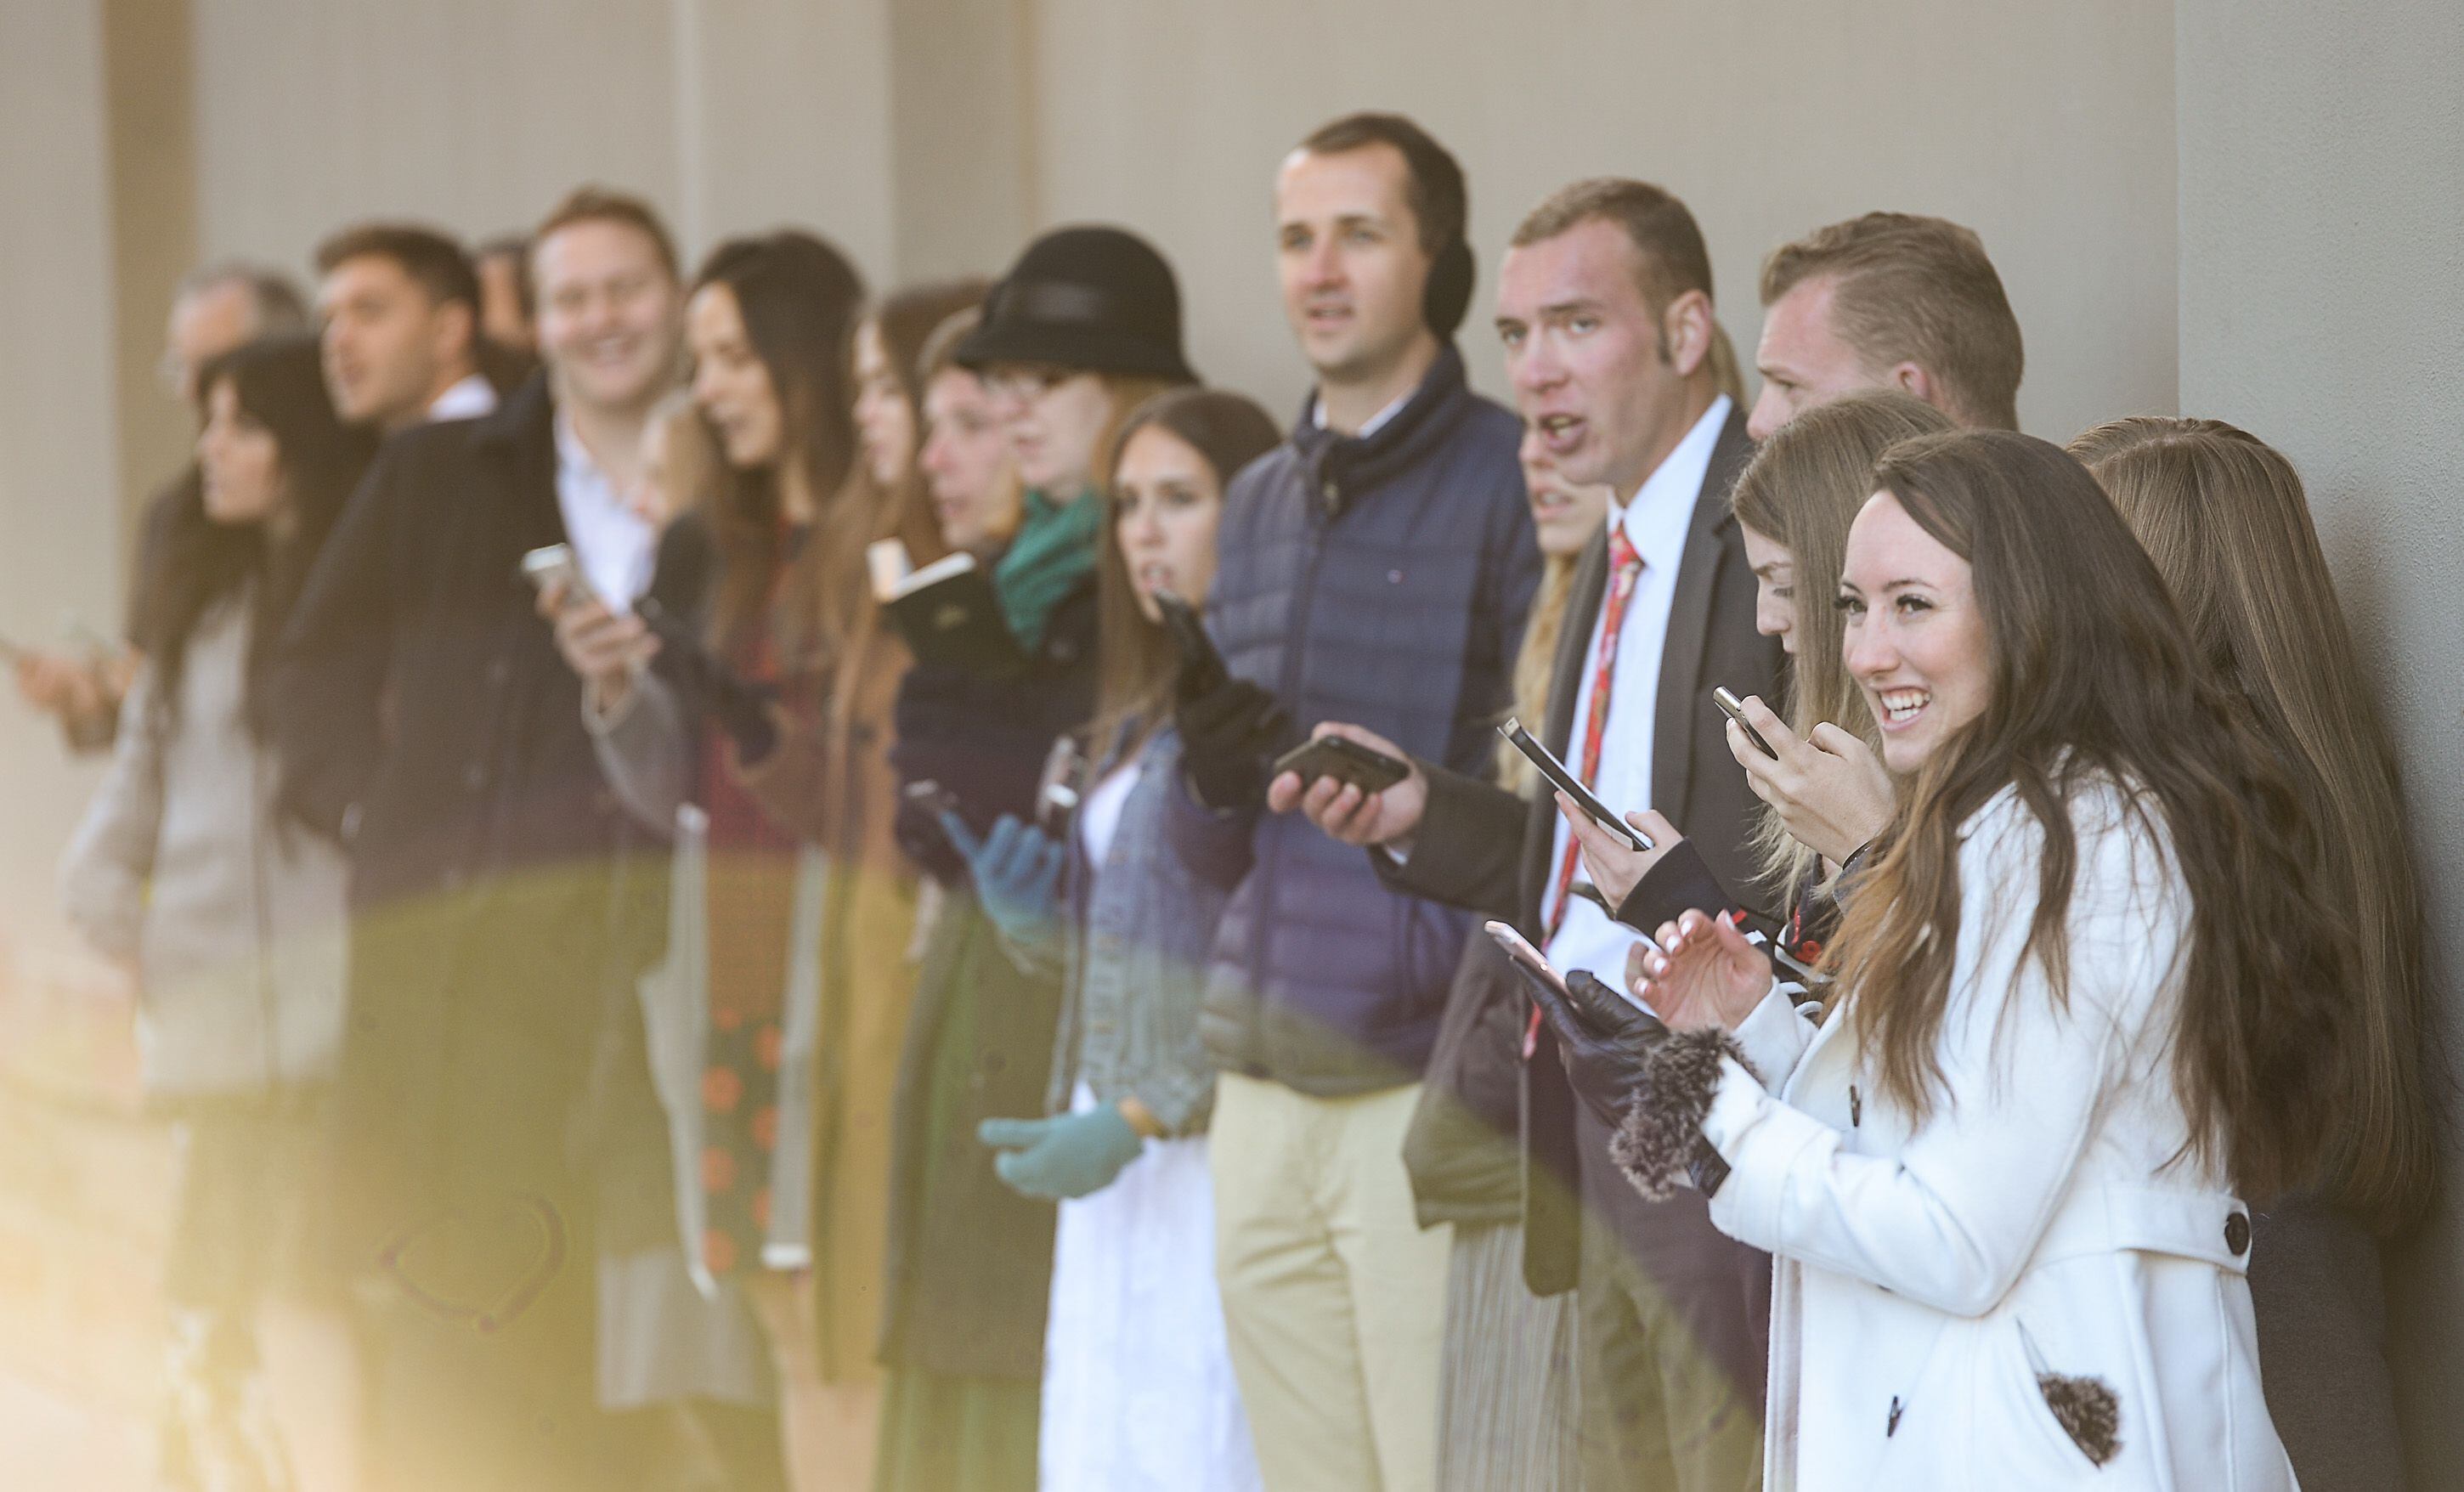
871, 1365, 1038, 1492
872, 910, 1040, 1492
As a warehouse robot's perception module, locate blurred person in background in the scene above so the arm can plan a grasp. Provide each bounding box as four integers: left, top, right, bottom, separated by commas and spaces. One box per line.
60, 335, 375, 1492
1173, 112, 1539, 1492
2073, 416, 2437, 1492
476, 234, 539, 358
267, 186, 679, 1492
873, 225, 1191, 1492
1399, 425, 1610, 1492
12, 263, 307, 752
627, 388, 725, 530
953, 387, 1283, 1491
1745, 211, 2023, 442
913, 307, 1020, 558
312, 223, 497, 432
552, 244, 981, 1492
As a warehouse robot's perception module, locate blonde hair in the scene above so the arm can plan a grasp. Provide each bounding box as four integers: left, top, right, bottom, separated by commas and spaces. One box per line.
1707, 319, 1746, 407
1495, 557, 1583, 795
1726, 391, 1954, 890
2071, 416, 2437, 1231
1759, 212, 2022, 431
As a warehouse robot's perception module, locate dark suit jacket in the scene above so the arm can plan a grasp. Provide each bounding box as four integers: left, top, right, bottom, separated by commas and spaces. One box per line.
1377, 402, 1781, 1292
268, 373, 663, 1269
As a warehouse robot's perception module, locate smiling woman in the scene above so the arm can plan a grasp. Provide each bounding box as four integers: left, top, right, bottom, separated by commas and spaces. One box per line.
1585, 429, 2354, 1489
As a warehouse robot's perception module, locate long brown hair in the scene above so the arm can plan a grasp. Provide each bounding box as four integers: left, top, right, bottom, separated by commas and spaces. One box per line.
810, 278, 989, 672
1727, 392, 1953, 889
1088, 388, 1280, 756
2071, 417, 2437, 1230
1830, 430, 2348, 1207
692, 232, 865, 674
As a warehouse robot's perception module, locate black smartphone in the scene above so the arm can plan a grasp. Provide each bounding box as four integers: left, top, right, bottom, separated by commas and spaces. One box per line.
1153, 590, 1228, 698
1271, 734, 1410, 794
1496, 718, 1653, 853
1713, 687, 1777, 759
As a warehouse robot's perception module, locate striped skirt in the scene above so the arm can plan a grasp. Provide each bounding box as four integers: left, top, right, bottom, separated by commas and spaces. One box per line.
1438, 1221, 1584, 1492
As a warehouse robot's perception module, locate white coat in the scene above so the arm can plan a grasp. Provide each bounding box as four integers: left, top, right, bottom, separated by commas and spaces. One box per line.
59, 596, 349, 1100
1698, 777, 2297, 1490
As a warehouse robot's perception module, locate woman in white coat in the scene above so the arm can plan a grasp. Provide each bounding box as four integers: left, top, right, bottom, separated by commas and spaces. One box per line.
1530, 430, 2342, 1489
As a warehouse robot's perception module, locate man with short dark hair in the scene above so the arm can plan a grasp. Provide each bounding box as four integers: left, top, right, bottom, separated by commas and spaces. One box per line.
1292, 176, 1782, 1492
269, 187, 683, 1492
1746, 211, 2025, 438
11, 263, 306, 749
1167, 112, 1539, 1492
314, 222, 495, 432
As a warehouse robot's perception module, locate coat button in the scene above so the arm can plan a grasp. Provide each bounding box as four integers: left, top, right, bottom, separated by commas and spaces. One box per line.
464, 762, 489, 791
2224, 1211, 2250, 1255
485, 658, 511, 686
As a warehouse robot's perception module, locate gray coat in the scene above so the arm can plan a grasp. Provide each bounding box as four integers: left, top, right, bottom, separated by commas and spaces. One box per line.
60, 596, 348, 1101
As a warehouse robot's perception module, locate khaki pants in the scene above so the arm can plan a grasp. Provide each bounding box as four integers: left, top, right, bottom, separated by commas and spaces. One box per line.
1212, 1073, 1454, 1492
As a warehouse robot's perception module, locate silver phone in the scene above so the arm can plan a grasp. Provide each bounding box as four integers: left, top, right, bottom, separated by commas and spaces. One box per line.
520, 544, 596, 609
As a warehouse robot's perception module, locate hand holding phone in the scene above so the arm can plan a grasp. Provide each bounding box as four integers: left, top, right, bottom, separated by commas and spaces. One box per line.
1721, 696, 1896, 866
1714, 687, 1777, 759
521, 544, 599, 613
1270, 733, 1410, 795
1486, 920, 1671, 1129
1500, 719, 1651, 852
1269, 722, 1428, 849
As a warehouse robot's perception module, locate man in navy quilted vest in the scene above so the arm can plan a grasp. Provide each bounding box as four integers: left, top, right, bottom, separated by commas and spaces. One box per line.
1162, 111, 1540, 1492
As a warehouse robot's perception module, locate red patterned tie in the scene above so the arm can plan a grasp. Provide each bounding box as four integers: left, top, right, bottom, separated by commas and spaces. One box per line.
1544, 523, 1642, 941
1525, 526, 1643, 1060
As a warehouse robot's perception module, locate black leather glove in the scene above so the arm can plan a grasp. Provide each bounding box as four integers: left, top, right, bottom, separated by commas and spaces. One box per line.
1174, 676, 1295, 811
1510, 964, 1670, 1131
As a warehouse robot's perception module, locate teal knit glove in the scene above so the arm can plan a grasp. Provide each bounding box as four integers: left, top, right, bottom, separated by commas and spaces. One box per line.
979, 1105, 1144, 1200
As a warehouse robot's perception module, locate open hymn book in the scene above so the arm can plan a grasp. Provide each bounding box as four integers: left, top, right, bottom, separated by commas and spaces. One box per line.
867, 540, 1027, 671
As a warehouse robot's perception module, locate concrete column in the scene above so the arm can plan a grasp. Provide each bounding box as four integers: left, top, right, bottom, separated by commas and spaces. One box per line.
0, 0, 127, 983
2176, 1, 2464, 1481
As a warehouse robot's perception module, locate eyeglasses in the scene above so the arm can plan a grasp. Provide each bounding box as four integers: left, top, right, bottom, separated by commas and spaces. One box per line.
981, 365, 1078, 403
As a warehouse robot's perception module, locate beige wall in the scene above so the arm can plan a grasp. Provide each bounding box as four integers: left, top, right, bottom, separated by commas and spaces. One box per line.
0, 3, 123, 981
2176, 0, 2464, 1481
1026, 0, 2179, 435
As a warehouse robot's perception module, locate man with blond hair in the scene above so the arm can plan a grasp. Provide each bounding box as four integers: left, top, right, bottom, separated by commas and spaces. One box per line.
1745, 211, 2024, 439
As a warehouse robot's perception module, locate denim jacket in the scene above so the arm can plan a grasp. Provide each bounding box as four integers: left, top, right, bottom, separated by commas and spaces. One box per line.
1045, 725, 1228, 1135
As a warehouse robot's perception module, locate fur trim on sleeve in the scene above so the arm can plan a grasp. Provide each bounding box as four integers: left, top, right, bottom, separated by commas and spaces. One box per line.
1608, 1027, 1749, 1201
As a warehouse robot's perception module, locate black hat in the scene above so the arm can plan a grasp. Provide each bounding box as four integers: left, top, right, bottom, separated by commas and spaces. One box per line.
955, 226, 1196, 383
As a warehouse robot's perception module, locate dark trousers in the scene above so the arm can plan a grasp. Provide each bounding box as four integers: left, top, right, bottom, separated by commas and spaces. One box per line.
1571, 1108, 1767, 1492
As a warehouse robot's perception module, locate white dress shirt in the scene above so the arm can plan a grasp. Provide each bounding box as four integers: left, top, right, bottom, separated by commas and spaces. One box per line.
1310, 387, 1410, 438
552, 414, 656, 609
1540, 393, 1732, 985
426, 372, 498, 422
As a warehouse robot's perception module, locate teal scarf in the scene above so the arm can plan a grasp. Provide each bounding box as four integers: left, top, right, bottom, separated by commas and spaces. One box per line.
992, 487, 1102, 651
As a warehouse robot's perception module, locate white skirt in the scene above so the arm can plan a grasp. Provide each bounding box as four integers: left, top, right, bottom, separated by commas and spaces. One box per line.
1039, 1082, 1262, 1492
